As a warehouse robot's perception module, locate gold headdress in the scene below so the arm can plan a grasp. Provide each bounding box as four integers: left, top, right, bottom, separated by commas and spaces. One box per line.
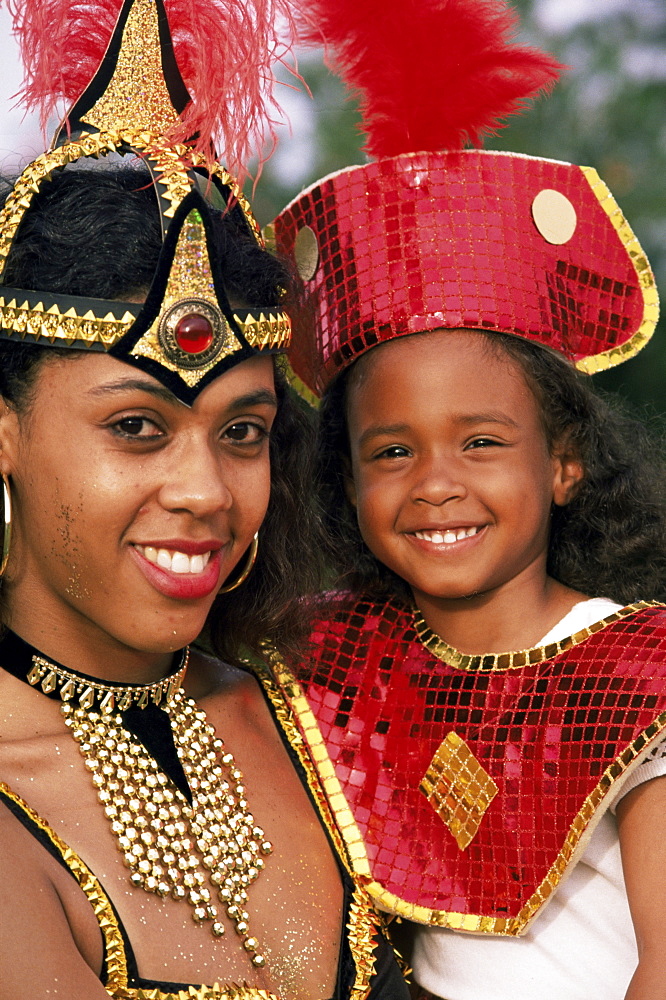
0, 0, 292, 403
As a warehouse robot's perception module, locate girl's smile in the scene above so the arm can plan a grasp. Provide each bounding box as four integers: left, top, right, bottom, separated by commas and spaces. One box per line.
407, 523, 485, 549
345, 329, 584, 646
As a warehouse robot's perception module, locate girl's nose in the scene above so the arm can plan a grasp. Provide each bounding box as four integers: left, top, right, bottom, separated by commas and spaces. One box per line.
158, 443, 233, 517
410, 458, 468, 506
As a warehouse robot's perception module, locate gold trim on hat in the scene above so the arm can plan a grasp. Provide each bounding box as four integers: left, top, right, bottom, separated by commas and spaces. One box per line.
0, 0, 283, 374
575, 166, 660, 374
0, 142, 290, 368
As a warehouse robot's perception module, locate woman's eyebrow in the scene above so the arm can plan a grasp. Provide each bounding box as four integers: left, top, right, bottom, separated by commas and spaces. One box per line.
87, 378, 179, 405
87, 381, 278, 411
228, 389, 279, 410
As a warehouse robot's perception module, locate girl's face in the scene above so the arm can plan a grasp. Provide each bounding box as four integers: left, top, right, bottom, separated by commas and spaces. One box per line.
345, 330, 578, 610
0, 353, 277, 659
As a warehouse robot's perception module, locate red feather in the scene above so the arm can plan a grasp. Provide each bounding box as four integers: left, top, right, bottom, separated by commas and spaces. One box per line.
295, 0, 563, 157
5, 0, 297, 178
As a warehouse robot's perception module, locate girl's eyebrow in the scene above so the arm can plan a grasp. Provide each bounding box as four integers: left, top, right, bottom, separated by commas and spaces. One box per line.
358, 423, 410, 447
454, 411, 520, 428
358, 412, 519, 446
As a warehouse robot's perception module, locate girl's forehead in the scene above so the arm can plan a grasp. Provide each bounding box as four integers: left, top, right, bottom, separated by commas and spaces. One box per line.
346, 330, 539, 424
350, 329, 521, 386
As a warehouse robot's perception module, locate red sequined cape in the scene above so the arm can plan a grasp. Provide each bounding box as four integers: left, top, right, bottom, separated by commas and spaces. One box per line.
272, 596, 666, 935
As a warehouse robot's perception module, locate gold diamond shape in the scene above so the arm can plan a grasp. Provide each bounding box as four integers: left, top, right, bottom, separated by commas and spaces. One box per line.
420, 731, 498, 850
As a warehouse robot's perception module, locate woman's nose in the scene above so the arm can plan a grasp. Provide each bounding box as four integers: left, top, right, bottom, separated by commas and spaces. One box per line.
158, 441, 233, 516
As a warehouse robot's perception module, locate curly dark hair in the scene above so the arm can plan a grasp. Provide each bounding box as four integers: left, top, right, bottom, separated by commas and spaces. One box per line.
0, 167, 325, 661
318, 330, 666, 606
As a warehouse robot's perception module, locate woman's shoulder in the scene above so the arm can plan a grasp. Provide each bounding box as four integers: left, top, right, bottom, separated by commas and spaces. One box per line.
185, 646, 260, 699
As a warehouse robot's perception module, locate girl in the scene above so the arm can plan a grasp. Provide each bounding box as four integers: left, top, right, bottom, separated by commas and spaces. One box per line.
0, 2, 410, 998
269, 0, 666, 997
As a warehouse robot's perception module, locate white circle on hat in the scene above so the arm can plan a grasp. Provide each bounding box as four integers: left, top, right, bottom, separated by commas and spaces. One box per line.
294, 225, 320, 281
531, 188, 577, 245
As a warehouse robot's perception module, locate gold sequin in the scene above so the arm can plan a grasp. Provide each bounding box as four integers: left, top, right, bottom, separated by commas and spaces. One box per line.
420, 732, 499, 850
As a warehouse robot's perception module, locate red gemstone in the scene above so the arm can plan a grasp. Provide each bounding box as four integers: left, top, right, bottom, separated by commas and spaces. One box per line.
174, 313, 214, 354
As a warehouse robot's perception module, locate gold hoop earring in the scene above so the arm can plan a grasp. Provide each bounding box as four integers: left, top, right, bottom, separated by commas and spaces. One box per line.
1, 474, 12, 577
219, 532, 258, 594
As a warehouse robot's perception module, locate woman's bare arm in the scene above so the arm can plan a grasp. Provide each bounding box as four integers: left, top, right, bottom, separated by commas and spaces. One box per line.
617, 774, 666, 1000
0, 805, 110, 1000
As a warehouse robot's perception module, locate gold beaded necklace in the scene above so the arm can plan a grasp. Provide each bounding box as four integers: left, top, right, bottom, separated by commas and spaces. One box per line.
14, 637, 273, 965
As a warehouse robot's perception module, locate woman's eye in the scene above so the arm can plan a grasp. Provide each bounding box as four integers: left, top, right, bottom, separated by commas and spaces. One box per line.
224, 422, 266, 444
111, 416, 162, 438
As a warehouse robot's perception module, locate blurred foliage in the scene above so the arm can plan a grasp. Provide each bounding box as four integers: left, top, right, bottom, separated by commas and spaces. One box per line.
248, 0, 665, 415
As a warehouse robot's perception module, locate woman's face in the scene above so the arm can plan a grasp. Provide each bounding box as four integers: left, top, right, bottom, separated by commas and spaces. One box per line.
0, 352, 277, 660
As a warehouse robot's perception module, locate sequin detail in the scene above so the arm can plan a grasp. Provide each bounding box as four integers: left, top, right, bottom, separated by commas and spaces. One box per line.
288, 596, 666, 932
62, 689, 272, 961
420, 732, 498, 850
80, 0, 179, 136
274, 151, 658, 396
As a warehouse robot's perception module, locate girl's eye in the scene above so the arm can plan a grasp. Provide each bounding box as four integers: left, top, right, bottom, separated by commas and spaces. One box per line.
224, 422, 266, 444
111, 416, 162, 439
375, 445, 411, 460
466, 437, 502, 450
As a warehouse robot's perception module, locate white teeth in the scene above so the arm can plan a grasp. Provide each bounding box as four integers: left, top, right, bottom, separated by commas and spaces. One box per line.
157, 548, 173, 569
414, 526, 480, 545
170, 552, 190, 574
135, 545, 212, 574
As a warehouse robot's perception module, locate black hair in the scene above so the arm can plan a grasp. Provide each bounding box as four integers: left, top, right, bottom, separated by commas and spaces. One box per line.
318, 331, 666, 606
0, 167, 325, 660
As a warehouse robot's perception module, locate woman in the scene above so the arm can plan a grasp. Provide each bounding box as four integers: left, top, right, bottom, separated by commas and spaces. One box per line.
0, 1, 409, 997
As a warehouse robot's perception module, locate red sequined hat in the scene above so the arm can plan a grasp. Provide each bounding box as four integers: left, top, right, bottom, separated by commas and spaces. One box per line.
273, 0, 659, 398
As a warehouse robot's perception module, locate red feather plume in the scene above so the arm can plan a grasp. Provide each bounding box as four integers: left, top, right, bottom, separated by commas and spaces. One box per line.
295, 0, 563, 157
5, 0, 297, 178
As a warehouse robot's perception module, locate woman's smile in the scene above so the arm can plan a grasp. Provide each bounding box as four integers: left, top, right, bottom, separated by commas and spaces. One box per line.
130, 542, 225, 600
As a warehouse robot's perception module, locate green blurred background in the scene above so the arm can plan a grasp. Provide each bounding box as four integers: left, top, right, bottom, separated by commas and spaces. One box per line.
247, 0, 665, 417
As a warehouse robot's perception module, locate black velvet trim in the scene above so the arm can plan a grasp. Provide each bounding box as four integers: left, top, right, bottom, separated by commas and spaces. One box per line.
121, 703, 191, 803
0, 629, 192, 802
0, 288, 140, 323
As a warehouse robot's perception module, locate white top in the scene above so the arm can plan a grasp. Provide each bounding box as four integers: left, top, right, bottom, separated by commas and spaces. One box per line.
411, 599, 666, 1000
